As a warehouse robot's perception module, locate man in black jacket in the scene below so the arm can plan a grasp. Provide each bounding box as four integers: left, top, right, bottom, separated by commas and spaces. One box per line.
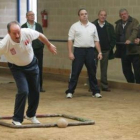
21, 11, 45, 92
92, 10, 116, 91
115, 9, 140, 83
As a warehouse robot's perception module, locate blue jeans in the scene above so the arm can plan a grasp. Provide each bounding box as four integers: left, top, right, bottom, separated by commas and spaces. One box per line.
8, 57, 40, 123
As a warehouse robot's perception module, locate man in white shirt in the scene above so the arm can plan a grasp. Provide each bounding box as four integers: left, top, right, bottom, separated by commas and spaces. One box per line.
65, 8, 102, 99
0, 21, 57, 125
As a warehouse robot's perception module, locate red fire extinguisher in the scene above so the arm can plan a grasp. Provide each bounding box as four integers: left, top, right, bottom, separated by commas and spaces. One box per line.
41, 10, 48, 27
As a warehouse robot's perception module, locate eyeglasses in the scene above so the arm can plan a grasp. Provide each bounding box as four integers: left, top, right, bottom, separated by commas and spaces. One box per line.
27, 14, 35, 16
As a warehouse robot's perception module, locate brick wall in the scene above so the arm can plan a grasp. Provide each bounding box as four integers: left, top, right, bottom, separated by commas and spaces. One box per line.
38, 0, 140, 82
0, 0, 17, 37
0, 0, 140, 82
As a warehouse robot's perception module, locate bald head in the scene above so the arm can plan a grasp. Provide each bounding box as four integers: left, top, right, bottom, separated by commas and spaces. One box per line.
7, 21, 21, 43
26, 11, 35, 23
98, 10, 107, 23
7, 21, 20, 33
98, 10, 107, 16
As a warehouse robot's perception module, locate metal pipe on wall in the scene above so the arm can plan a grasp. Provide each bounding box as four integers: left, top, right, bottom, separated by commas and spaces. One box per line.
17, 0, 20, 23
27, 0, 30, 12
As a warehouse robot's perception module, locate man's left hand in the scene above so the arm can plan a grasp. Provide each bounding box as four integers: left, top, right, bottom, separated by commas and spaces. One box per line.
98, 53, 103, 60
125, 40, 131, 44
48, 44, 57, 54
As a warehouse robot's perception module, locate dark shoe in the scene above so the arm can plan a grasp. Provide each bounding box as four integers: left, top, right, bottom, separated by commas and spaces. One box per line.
40, 88, 46, 92
102, 88, 111, 92
88, 89, 92, 92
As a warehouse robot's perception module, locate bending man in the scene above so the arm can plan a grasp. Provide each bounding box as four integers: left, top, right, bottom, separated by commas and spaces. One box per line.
0, 21, 57, 125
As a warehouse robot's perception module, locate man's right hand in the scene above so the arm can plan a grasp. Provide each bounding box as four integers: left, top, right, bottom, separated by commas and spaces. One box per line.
69, 52, 75, 60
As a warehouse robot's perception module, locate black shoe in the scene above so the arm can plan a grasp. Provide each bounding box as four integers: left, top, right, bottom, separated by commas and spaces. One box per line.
40, 88, 46, 92
102, 88, 111, 92
88, 89, 92, 92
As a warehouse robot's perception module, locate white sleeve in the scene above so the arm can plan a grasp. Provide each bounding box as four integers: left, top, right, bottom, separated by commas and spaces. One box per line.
28, 28, 39, 41
23, 28, 40, 41
68, 24, 75, 40
93, 26, 99, 41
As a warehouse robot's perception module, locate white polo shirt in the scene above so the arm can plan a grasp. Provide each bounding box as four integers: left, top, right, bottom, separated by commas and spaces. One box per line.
0, 28, 39, 66
68, 21, 99, 48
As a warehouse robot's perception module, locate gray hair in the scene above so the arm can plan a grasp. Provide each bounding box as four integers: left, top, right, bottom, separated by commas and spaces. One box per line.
26, 11, 34, 16
119, 8, 128, 14
7, 21, 20, 32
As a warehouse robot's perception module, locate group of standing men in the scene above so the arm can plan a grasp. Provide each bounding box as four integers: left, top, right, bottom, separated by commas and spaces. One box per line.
65, 8, 140, 99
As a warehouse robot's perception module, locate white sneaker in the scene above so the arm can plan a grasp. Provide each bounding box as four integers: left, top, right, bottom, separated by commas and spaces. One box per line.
12, 120, 22, 126
25, 116, 40, 124
66, 93, 73, 98
93, 93, 102, 98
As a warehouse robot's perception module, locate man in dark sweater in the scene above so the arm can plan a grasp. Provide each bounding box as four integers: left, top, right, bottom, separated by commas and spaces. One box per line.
21, 11, 45, 92
92, 10, 116, 91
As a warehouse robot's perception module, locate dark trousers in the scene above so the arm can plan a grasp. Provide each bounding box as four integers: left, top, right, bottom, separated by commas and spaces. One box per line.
33, 48, 43, 89
121, 54, 140, 83
66, 47, 100, 95
8, 57, 40, 123
95, 50, 110, 89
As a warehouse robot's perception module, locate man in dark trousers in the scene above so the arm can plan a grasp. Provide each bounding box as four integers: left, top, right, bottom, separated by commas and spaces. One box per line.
115, 8, 140, 83
0, 21, 57, 125
65, 8, 102, 99
92, 10, 116, 91
22, 11, 45, 92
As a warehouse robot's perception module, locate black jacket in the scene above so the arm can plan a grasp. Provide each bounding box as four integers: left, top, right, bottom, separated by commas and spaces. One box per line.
92, 19, 116, 59
115, 16, 140, 58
